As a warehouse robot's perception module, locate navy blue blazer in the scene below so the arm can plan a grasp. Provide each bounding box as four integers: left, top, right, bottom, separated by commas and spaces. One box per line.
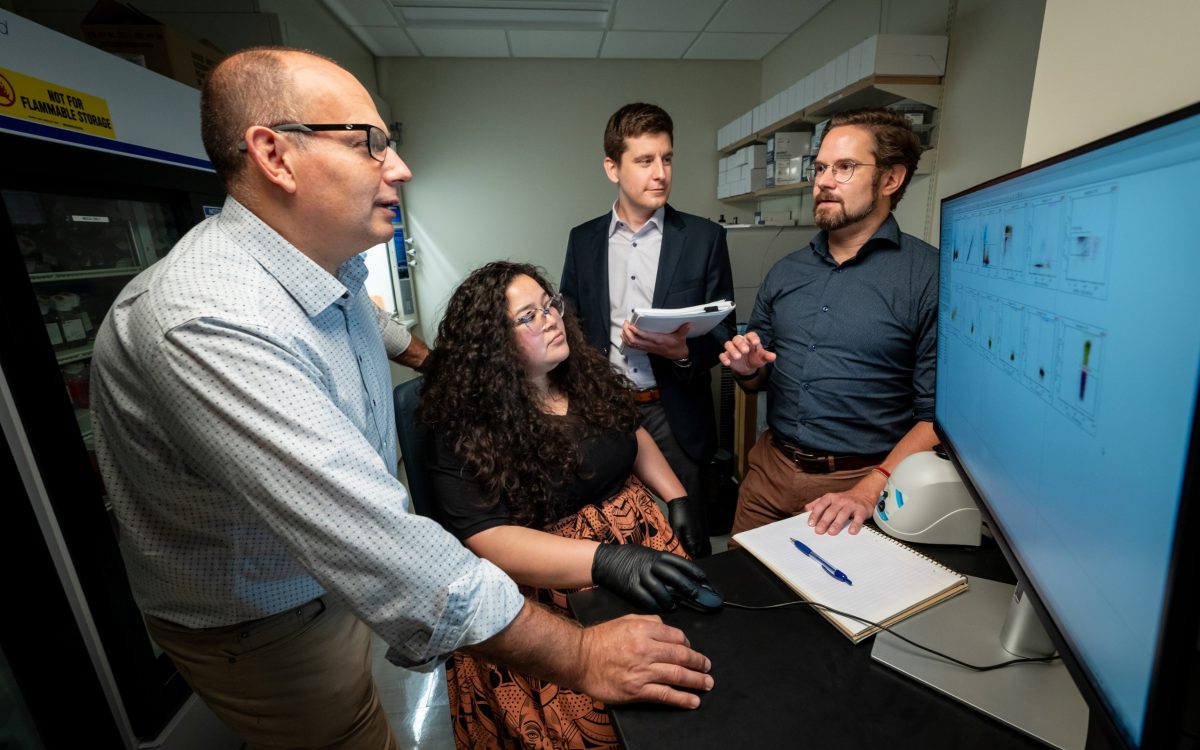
560, 204, 734, 462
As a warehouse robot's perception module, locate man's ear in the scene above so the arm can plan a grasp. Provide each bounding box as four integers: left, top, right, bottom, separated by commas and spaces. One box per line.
879, 163, 907, 199
242, 125, 299, 194
603, 156, 620, 185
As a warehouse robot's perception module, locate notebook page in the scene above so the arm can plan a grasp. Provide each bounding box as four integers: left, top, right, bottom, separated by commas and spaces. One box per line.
733, 512, 964, 638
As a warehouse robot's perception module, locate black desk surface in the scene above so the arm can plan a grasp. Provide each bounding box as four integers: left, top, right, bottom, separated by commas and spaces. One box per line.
570, 535, 1062, 750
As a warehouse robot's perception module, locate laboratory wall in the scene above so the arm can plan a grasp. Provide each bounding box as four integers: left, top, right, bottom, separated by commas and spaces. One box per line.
376, 57, 760, 334
1023, 0, 1200, 165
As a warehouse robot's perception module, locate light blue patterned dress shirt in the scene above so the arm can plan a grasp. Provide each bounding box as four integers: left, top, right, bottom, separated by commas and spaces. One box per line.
91, 197, 523, 669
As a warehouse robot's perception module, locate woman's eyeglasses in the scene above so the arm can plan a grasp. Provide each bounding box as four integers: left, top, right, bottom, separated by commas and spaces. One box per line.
512, 294, 565, 331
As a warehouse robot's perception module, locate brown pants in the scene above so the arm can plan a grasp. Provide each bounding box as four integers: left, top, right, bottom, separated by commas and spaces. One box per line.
729, 430, 873, 543
146, 596, 399, 750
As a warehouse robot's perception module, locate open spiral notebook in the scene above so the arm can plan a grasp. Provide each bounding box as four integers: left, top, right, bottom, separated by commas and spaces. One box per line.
733, 512, 968, 643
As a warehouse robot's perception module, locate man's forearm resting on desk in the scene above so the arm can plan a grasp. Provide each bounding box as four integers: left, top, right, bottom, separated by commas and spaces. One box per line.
465, 600, 714, 709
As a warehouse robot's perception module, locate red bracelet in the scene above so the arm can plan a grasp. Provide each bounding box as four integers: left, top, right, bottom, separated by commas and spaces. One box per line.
872, 466, 891, 479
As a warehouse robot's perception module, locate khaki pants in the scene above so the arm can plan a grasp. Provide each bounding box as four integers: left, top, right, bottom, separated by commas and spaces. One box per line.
146, 596, 399, 750
729, 430, 873, 544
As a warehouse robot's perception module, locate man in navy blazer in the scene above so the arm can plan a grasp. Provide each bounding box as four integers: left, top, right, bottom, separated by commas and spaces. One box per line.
561, 103, 734, 557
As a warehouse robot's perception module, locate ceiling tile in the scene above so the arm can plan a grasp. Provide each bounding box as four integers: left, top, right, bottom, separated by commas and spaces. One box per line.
407, 28, 511, 56
352, 25, 420, 56
706, 0, 832, 33
610, 0, 725, 32
321, 0, 398, 27
600, 31, 697, 59
508, 30, 603, 58
684, 32, 787, 60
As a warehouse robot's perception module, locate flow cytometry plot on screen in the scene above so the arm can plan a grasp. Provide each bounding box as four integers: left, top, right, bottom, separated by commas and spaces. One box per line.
1030, 196, 1066, 281
980, 210, 1005, 269
950, 215, 983, 268
1021, 310, 1058, 395
1056, 321, 1104, 432
1064, 185, 1117, 295
979, 296, 1002, 357
946, 286, 980, 345
999, 303, 1024, 370
999, 203, 1028, 273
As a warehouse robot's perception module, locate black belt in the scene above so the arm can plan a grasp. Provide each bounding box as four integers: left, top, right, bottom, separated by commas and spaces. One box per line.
770, 433, 886, 474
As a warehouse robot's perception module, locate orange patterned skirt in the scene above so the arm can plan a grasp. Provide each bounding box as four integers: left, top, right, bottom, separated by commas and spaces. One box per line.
446, 476, 688, 750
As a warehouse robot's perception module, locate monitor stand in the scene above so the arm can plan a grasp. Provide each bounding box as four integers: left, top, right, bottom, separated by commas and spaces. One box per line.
870, 576, 1088, 750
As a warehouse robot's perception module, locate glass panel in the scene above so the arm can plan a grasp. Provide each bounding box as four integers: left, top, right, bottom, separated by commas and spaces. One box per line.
0, 645, 46, 750
3, 189, 182, 508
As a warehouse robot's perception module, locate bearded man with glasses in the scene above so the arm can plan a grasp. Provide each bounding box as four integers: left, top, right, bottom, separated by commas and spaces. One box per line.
720, 107, 940, 540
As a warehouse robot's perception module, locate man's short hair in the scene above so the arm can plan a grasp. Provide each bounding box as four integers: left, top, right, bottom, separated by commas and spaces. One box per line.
825, 108, 923, 208
200, 47, 336, 187
603, 103, 673, 162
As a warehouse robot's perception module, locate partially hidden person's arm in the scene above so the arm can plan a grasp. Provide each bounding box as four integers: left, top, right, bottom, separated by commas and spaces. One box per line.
371, 302, 430, 370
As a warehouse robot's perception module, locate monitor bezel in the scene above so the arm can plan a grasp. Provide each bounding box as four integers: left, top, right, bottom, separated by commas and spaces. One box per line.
934, 100, 1200, 750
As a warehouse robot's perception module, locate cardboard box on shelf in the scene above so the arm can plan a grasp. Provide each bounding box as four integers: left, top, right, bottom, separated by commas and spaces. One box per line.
81, 0, 224, 89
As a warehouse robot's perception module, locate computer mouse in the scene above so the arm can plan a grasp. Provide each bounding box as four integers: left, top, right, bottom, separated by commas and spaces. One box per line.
669, 581, 724, 613
873, 450, 981, 546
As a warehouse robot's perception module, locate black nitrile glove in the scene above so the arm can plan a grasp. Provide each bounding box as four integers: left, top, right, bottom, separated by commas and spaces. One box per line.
591, 543, 708, 612
667, 496, 711, 558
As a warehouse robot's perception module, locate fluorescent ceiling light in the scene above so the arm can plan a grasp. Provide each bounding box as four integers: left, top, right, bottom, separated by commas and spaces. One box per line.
397, 6, 608, 29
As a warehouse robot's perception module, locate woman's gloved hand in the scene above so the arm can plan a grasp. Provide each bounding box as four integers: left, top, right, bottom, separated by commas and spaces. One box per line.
591, 543, 709, 612
667, 496, 712, 558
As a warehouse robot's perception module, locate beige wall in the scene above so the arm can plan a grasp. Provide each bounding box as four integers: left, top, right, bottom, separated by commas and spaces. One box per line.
929, 0, 1045, 244
377, 58, 759, 336
1023, 0, 1200, 165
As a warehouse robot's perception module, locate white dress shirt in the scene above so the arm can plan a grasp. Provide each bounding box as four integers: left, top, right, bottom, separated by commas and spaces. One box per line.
607, 204, 665, 389
90, 197, 523, 669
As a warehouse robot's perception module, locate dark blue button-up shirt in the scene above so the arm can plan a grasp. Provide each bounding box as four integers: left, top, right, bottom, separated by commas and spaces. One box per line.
749, 214, 938, 455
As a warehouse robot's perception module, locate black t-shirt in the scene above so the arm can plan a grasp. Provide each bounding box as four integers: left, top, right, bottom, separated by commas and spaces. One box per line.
429, 411, 636, 541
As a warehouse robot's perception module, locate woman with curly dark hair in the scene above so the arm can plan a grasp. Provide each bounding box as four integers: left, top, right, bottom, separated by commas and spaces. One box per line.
420, 261, 712, 750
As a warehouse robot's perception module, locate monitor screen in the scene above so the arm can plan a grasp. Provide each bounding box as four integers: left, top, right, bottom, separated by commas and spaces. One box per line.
936, 103, 1200, 747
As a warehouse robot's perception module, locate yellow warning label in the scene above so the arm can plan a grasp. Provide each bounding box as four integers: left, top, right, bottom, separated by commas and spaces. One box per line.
0, 68, 116, 139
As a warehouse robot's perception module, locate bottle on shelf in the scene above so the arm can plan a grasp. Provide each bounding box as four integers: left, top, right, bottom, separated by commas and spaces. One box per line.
63, 361, 90, 410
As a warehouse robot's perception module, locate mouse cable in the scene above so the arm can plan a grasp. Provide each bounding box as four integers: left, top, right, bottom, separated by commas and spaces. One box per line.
722, 599, 1060, 672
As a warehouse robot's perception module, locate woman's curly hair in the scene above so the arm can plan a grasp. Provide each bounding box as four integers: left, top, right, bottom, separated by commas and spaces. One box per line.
419, 261, 640, 528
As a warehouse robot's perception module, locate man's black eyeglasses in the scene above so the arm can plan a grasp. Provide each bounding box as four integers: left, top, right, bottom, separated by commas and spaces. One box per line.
238, 123, 397, 163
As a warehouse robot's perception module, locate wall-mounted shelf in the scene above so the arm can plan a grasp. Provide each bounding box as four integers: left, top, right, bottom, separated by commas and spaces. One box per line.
718, 75, 942, 156
29, 267, 141, 283
719, 145, 938, 205
720, 181, 812, 204
56, 343, 95, 365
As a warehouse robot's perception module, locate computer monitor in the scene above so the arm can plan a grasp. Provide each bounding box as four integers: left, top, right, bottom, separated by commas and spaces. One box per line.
933, 103, 1200, 748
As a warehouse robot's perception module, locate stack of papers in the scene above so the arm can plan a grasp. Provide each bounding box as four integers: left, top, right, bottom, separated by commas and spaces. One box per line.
628, 299, 735, 338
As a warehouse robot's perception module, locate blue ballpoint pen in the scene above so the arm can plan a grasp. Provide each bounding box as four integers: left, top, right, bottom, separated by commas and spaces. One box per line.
790, 537, 853, 585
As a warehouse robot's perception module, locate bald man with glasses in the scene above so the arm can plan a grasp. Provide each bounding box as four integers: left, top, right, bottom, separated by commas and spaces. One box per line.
91, 47, 712, 749
721, 107, 941, 540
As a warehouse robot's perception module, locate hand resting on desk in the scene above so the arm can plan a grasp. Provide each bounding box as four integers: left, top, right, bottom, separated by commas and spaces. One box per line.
577, 614, 714, 709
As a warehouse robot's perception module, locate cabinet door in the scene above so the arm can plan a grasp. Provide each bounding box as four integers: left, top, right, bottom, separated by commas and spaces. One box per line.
4, 189, 183, 449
